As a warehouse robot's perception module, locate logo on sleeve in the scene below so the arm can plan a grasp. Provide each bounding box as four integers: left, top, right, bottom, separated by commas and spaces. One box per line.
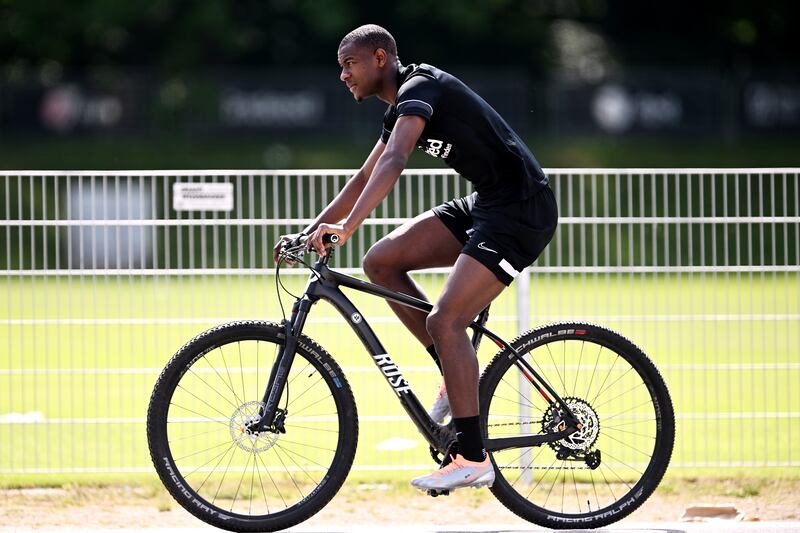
423, 138, 453, 159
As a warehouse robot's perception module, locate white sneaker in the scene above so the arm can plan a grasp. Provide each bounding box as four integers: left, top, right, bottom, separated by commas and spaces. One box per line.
411, 453, 495, 492
428, 382, 450, 424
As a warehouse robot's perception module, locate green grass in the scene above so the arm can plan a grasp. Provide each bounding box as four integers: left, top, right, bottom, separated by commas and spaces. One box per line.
1, 271, 798, 487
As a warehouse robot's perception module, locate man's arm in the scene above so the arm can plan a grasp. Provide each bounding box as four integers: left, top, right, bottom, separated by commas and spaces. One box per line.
272, 138, 385, 262
303, 138, 386, 234
307, 115, 426, 255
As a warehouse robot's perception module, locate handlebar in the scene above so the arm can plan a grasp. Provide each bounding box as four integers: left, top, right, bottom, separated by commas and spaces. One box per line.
278, 232, 339, 263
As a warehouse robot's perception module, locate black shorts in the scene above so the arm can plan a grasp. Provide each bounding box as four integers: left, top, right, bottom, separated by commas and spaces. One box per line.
432, 187, 558, 285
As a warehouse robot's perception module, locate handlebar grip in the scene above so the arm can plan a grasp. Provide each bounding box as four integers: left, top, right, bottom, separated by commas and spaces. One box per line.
289, 232, 339, 251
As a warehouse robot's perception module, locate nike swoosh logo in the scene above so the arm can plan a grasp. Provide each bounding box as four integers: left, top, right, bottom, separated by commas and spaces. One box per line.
477, 242, 497, 254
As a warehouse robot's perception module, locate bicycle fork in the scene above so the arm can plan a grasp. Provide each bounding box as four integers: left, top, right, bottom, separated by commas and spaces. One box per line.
249, 295, 315, 434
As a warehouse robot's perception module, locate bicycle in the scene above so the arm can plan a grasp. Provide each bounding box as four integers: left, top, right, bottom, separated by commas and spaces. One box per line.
147, 234, 675, 531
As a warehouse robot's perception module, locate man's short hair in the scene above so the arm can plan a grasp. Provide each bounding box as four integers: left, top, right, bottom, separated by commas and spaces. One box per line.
339, 24, 398, 58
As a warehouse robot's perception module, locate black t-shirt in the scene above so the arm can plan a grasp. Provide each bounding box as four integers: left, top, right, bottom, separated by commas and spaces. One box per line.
381, 63, 548, 206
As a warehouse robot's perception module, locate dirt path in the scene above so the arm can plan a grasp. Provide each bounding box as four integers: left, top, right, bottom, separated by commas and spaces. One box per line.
2, 478, 798, 529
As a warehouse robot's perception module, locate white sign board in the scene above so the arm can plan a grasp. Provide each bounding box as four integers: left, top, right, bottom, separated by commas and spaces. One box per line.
173, 183, 234, 211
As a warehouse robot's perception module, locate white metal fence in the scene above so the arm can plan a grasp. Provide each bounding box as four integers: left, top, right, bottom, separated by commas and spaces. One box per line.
1, 169, 798, 478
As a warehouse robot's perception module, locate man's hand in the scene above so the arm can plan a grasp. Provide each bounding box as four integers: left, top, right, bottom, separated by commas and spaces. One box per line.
307, 223, 352, 256
273, 232, 304, 264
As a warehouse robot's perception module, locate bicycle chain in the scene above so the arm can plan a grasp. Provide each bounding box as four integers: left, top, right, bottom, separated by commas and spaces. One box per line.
487, 419, 540, 428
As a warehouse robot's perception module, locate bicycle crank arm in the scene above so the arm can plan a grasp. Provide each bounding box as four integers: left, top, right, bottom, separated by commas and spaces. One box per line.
484, 426, 578, 452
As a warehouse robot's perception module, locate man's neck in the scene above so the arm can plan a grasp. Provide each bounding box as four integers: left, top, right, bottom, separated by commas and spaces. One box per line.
376, 61, 401, 105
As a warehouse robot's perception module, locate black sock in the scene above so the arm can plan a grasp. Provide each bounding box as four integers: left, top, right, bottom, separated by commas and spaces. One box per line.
426, 344, 443, 374
453, 415, 485, 462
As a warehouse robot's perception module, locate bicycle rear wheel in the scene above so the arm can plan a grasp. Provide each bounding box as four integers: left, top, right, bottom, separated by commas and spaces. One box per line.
147, 321, 357, 532
479, 323, 674, 529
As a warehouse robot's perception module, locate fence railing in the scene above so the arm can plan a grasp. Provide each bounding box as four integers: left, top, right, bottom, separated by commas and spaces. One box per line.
1, 168, 798, 478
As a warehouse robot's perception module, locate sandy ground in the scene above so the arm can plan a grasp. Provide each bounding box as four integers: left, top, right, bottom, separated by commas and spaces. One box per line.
1, 478, 799, 529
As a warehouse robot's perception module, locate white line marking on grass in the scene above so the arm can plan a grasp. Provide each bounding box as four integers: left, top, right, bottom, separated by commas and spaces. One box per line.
376, 437, 418, 451
0, 411, 45, 423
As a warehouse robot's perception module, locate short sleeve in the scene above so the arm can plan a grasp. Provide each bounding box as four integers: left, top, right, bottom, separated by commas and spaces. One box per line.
395, 73, 441, 121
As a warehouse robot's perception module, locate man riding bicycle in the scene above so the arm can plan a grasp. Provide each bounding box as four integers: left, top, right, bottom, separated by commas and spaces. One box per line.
274, 24, 558, 494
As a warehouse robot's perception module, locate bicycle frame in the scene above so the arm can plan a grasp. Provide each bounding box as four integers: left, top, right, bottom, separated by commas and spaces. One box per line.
254, 249, 580, 454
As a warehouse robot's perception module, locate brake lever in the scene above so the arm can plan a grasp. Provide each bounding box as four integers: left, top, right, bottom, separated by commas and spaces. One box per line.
278, 234, 339, 263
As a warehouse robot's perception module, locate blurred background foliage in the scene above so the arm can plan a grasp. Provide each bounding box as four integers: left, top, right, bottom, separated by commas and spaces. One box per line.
1, 0, 799, 169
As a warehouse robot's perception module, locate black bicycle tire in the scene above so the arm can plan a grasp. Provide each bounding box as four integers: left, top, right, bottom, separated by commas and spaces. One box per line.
479, 322, 675, 529
147, 321, 358, 532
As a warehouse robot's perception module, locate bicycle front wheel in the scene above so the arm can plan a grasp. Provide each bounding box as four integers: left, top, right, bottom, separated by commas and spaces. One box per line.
480, 323, 674, 529
147, 321, 358, 532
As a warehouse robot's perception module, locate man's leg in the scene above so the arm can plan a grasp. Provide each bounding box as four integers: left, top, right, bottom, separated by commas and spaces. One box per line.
409, 253, 505, 492
426, 253, 506, 419
362, 211, 462, 346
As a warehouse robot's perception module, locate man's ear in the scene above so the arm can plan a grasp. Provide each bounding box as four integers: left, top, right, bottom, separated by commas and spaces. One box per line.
374, 48, 387, 67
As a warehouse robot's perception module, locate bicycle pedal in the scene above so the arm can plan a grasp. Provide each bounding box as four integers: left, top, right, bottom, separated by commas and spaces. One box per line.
426, 489, 450, 497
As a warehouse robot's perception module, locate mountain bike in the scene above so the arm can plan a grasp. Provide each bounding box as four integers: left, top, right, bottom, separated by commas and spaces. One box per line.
147, 234, 675, 532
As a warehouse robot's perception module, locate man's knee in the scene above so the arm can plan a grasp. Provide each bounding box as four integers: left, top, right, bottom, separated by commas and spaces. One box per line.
426, 306, 465, 340
363, 242, 395, 281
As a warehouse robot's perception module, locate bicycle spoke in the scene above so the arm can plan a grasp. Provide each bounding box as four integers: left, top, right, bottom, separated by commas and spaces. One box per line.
186, 442, 238, 482
249, 451, 256, 515
590, 468, 601, 512
254, 451, 271, 514
602, 417, 656, 429
256, 448, 288, 509
203, 351, 245, 407
602, 431, 654, 458
571, 468, 580, 514
594, 379, 645, 409
283, 423, 339, 433
531, 357, 558, 400
272, 443, 306, 500
540, 459, 562, 508
544, 343, 567, 392
287, 361, 314, 387
589, 353, 619, 405
237, 342, 247, 411
602, 399, 656, 422
169, 427, 225, 443
601, 450, 643, 480
500, 369, 542, 409
509, 447, 546, 489
598, 463, 617, 501
196, 442, 238, 493
175, 384, 233, 421
499, 448, 530, 471
585, 344, 604, 398
591, 366, 636, 406
489, 393, 540, 412
217, 346, 244, 407
277, 438, 337, 454
185, 368, 241, 411
572, 341, 585, 398
603, 426, 656, 439
274, 444, 324, 485
212, 442, 240, 505
168, 402, 229, 427
230, 449, 252, 511
286, 380, 329, 413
